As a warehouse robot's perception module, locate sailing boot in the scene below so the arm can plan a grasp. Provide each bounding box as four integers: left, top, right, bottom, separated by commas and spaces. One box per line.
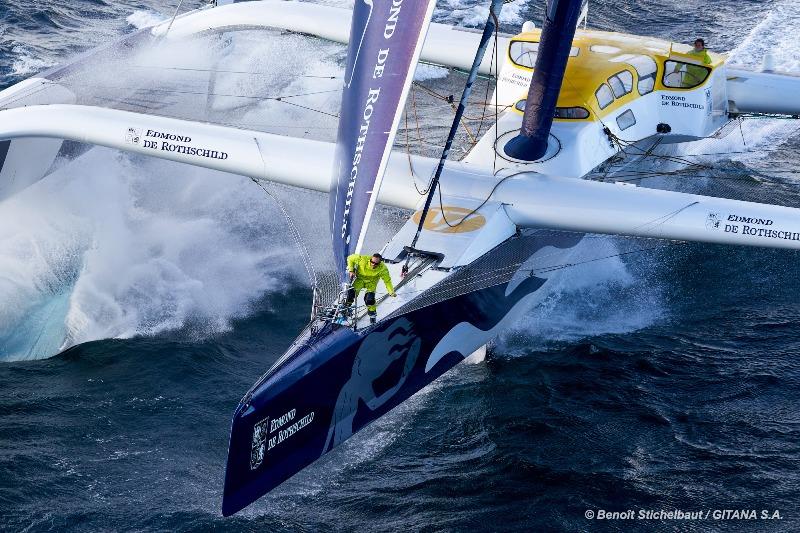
365, 292, 377, 324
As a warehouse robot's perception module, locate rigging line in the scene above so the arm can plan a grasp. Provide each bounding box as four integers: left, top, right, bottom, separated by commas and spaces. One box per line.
128, 65, 340, 79
273, 99, 340, 118
738, 116, 747, 147
460, 115, 478, 145
522, 240, 687, 275
390, 240, 688, 299
473, 29, 496, 141
631, 201, 699, 234
411, 85, 425, 148
404, 95, 425, 194
611, 172, 764, 184
600, 135, 667, 181
609, 118, 800, 160
398, 232, 678, 289
492, 9, 500, 175
0, 79, 59, 110
252, 137, 318, 297
409, 0, 504, 251
162, 0, 186, 40
412, 81, 454, 102
406, 90, 436, 196
604, 163, 774, 182
405, 85, 508, 118
602, 136, 718, 170
650, 145, 800, 158
34, 83, 341, 103
438, 170, 526, 229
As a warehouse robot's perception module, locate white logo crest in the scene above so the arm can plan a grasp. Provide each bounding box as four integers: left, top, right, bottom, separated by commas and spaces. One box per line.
250, 417, 269, 470
124, 127, 141, 145
706, 212, 721, 230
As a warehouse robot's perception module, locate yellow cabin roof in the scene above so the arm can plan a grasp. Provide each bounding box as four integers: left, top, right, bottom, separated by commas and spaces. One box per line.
507, 28, 726, 120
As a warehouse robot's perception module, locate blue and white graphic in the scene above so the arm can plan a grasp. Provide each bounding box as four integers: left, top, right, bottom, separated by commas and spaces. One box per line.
329, 0, 435, 278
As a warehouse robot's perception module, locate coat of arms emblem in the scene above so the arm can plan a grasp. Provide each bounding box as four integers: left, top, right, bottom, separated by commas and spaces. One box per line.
250, 417, 269, 470
706, 212, 721, 230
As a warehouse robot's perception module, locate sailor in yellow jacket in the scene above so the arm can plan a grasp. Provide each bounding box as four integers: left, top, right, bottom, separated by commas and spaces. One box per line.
678, 38, 713, 87
689, 38, 712, 64
345, 253, 396, 324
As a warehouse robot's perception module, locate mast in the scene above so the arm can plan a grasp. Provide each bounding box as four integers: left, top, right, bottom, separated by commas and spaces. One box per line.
503, 0, 583, 161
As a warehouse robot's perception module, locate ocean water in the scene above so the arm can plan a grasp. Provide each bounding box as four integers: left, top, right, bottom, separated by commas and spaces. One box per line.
1, 0, 800, 531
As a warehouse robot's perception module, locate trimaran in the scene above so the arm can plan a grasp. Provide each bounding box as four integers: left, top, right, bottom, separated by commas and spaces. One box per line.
1, 0, 800, 516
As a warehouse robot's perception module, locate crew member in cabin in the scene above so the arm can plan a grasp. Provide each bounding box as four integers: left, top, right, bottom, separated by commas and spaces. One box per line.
675, 38, 713, 87
345, 253, 396, 324
690, 38, 712, 64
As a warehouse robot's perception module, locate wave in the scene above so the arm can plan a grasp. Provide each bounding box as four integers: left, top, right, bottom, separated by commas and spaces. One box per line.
126, 10, 166, 30
0, 24, 344, 361
0, 146, 308, 361
9, 44, 57, 78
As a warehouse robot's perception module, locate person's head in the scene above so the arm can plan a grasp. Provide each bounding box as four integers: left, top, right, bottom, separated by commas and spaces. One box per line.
369, 253, 383, 269
694, 38, 705, 51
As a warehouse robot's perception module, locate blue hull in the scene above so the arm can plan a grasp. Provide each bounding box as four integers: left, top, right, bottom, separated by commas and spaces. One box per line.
222, 230, 582, 515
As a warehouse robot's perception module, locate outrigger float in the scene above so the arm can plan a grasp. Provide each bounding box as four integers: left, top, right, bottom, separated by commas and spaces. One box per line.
1, 0, 800, 515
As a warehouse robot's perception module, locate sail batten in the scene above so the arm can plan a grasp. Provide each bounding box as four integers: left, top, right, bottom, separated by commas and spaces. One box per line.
330, 0, 436, 279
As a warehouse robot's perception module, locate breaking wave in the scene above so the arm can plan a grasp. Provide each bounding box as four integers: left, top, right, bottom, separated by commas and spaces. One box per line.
0, 19, 343, 361
125, 10, 166, 30
0, 146, 305, 361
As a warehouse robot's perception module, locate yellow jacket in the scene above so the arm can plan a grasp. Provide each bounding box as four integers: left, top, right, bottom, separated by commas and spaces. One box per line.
688, 48, 712, 65
674, 49, 712, 87
347, 254, 395, 295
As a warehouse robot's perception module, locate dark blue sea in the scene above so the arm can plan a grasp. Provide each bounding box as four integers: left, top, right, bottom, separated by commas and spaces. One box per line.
1, 0, 799, 531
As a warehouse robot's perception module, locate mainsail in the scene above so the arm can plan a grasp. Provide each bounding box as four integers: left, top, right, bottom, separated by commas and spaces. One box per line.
330, 0, 436, 278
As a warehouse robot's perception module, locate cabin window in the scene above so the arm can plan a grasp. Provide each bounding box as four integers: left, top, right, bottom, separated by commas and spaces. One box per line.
510, 41, 539, 69
509, 41, 580, 69
554, 107, 590, 119
611, 54, 659, 95
630, 56, 658, 94
608, 70, 633, 98
515, 100, 590, 119
663, 60, 711, 88
616, 109, 636, 130
595, 83, 614, 109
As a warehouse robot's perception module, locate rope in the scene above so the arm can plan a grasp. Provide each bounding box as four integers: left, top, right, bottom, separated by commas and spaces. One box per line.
162, 0, 186, 40
408, 0, 505, 251
128, 65, 340, 79
252, 138, 319, 315
404, 90, 436, 195
593, 116, 800, 186
385, 238, 689, 301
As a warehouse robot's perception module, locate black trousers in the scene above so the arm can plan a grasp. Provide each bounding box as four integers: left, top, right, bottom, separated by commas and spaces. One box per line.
345, 288, 376, 314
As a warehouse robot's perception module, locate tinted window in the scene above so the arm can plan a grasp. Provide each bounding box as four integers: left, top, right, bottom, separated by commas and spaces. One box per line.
610, 54, 658, 95
510, 41, 539, 68
596, 83, 614, 109
554, 107, 590, 119
638, 76, 655, 95
515, 100, 590, 119
629, 56, 658, 94
509, 41, 580, 68
616, 109, 636, 130
608, 70, 633, 98
663, 60, 711, 88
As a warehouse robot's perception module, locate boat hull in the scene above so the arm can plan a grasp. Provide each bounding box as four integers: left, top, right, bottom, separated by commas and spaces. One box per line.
222, 229, 582, 515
